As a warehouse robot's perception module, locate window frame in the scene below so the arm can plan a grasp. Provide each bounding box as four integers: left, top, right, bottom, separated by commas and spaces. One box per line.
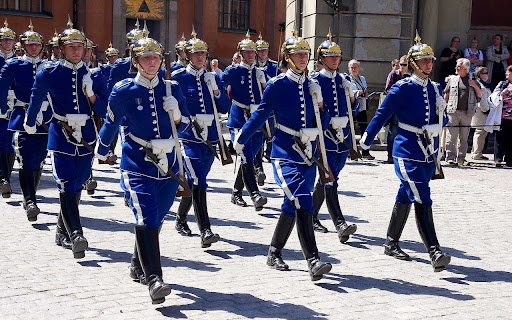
0, 0, 47, 15
218, 0, 250, 32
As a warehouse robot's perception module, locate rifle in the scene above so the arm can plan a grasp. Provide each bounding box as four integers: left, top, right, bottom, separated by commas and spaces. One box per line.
312, 94, 335, 183
142, 145, 191, 193
423, 130, 445, 180
344, 87, 360, 160
164, 54, 191, 197
327, 125, 362, 159
192, 119, 219, 159
292, 136, 330, 175
59, 121, 95, 153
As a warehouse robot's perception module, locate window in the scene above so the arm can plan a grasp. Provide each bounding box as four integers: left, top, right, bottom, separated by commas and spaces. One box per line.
218, 0, 249, 31
471, 0, 512, 29
1, 0, 43, 13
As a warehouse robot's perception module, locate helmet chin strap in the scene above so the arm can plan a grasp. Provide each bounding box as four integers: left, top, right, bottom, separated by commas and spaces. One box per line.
135, 57, 163, 76
319, 56, 339, 72
285, 54, 305, 74
410, 59, 430, 76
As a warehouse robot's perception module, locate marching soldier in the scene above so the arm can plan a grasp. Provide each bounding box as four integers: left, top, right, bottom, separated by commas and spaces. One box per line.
233, 31, 332, 281
24, 19, 107, 259
309, 30, 358, 242
14, 42, 23, 57
48, 30, 61, 61
171, 28, 230, 246
223, 31, 267, 211
96, 36, 191, 304
83, 38, 94, 68
101, 43, 119, 80
359, 32, 451, 272
0, 21, 52, 221
0, 19, 16, 198
170, 33, 187, 73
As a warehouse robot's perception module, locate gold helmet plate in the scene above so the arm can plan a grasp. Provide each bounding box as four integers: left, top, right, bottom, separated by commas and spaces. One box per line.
0, 18, 16, 40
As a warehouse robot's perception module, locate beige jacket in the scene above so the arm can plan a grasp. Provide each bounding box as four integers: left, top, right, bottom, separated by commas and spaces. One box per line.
445, 75, 477, 114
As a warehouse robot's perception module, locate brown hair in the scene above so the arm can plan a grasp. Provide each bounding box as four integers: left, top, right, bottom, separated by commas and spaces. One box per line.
474, 66, 487, 78
507, 65, 512, 73
391, 59, 398, 68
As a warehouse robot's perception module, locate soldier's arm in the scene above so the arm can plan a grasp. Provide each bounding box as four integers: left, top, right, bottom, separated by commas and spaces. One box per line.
91, 72, 109, 117
26, 69, 51, 127
0, 62, 14, 115
172, 82, 191, 133
96, 85, 125, 157
213, 74, 230, 114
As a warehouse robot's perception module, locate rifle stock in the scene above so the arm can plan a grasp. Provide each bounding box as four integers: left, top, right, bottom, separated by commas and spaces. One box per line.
316, 139, 335, 183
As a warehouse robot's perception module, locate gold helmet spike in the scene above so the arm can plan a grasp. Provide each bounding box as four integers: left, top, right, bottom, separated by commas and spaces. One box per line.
414, 29, 421, 45
135, 18, 140, 30
255, 32, 270, 51
258, 32, 262, 41
181, 32, 185, 41
67, 15, 73, 28
20, 20, 44, 46
3, 18, 7, 28
185, 26, 208, 55
191, 25, 197, 39
0, 18, 16, 40
28, 20, 34, 32
327, 28, 332, 42
245, 30, 250, 40
105, 42, 120, 57
292, 29, 298, 37
142, 20, 149, 37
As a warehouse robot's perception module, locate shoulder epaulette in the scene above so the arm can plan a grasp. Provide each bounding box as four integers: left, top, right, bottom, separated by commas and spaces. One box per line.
89, 67, 101, 73
171, 68, 186, 77
268, 59, 278, 65
114, 78, 133, 89
6, 56, 19, 64
43, 61, 58, 69
270, 73, 286, 83
309, 72, 319, 79
396, 78, 412, 86
163, 79, 179, 86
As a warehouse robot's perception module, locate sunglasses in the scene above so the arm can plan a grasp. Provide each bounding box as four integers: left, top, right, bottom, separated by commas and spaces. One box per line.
480, 72, 488, 75
400, 63, 407, 66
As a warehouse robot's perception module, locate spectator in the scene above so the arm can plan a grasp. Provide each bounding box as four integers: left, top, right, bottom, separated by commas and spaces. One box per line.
384, 55, 409, 163
443, 58, 482, 166
347, 59, 374, 160
507, 40, 512, 67
486, 34, 509, 90
463, 38, 483, 78
491, 65, 512, 167
211, 58, 223, 78
470, 67, 492, 160
391, 59, 399, 71
439, 37, 462, 88
232, 52, 241, 65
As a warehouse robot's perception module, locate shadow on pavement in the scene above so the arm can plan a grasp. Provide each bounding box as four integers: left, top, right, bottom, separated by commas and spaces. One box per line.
156, 284, 328, 319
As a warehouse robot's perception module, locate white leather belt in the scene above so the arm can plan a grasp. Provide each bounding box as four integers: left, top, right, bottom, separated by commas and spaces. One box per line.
275, 123, 300, 137
128, 133, 152, 148
398, 122, 439, 137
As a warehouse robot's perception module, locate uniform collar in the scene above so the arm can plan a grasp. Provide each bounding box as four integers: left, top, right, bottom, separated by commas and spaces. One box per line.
320, 68, 337, 79
134, 73, 159, 89
22, 54, 41, 64
286, 69, 306, 84
186, 64, 204, 78
0, 50, 14, 60
258, 60, 267, 68
62, 59, 84, 70
240, 61, 254, 70
410, 73, 429, 87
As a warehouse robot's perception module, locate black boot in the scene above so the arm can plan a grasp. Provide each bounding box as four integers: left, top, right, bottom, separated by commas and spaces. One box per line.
192, 185, 219, 248
312, 183, 328, 233
0, 152, 12, 198
324, 185, 357, 243
175, 196, 192, 236
60, 192, 88, 259
231, 166, 247, 207
414, 202, 451, 272
296, 209, 331, 281
135, 225, 171, 304
267, 214, 295, 271
19, 169, 40, 221
241, 164, 267, 211
384, 202, 412, 260
55, 211, 72, 249
84, 175, 97, 195
254, 148, 266, 186
129, 242, 146, 285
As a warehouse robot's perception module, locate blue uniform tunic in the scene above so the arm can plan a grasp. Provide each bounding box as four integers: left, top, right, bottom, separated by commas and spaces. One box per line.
361, 74, 447, 205
258, 59, 280, 81
170, 60, 187, 73
223, 61, 265, 164
97, 74, 191, 228
171, 65, 230, 188
310, 69, 358, 188
237, 69, 330, 217
26, 60, 107, 194
100, 63, 113, 82
89, 67, 109, 118
0, 51, 15, 154
0, 55, 53, 170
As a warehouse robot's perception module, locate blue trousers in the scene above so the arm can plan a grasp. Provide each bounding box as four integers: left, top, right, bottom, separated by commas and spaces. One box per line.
120, 170, 179, 228
182, 141, 215, 188
272, 159, 316, 217
13, 132, 48, 171
394, 157, 435, 205
317, 150, 349, 188
252, 131, 266, 168
0, 119, 13, 153
50, 151, 94, 193
231, 129, 262, 165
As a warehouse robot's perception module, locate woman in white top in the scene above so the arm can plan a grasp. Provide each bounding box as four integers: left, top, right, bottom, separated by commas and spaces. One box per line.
463, 38, 483, 78
347, 59, 374, 160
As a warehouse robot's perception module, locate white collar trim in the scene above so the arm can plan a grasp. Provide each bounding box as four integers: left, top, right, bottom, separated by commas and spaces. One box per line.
134, 73, 159, 89
0, 51, 13, 59
186, 64, 204, 78
62, 60, 84, 70
240, 61, 254, 70
22, 54, 41, 64
410, 73, 429, 87
286, 69, 306, 84
320, 68, 337, 79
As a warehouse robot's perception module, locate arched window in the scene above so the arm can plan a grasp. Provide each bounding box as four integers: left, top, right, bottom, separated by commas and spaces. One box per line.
218, 0, 249, 31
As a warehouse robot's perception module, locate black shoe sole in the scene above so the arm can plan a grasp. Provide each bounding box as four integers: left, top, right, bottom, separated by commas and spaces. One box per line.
384, 249, 411, 261
267, 261, 290, 271
201, 234, 220, 248
253, 197, 267, 211
310, 263, 332, 281
2, 192, 11, 198
72, 238, 88, 259
129, 267, 147, 285
26, 206, 40, 222
340, 224, 357, 237
257, 173, 266, 186
432, 255, 451, 272
313, 226, 328, 233
150, 284, 171, 304
230, 198, 247, 207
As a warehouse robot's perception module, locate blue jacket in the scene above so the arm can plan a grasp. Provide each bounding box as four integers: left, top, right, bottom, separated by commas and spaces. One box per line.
258, 59, 280, 81
237, 69, 330, 164
363, 74, 447, 162
97, 74, 191, 179
89, 67, 109, 119
310, 69, 359, 153
171, 65, 230, 143
26, 60, 107, 156
0, 56, 53, 133
100, 63, 113, 81
222, 61, 264, 129
170, 60, 187, 73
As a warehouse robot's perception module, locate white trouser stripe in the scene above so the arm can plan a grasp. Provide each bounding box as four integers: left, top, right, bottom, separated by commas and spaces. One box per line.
183, 156, 198, 185
50, 151, 64, 190
122, 171, 143, 225
397, 158, 422, 204
275, 160, 299, 208
13, 131, 22, 168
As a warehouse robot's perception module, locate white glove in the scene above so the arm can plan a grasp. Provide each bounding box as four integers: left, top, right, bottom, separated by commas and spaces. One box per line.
204, 72, 219, 91
0, 110, 9, 119
308, 80, 323, 104
163, 95, 181, 121
359, 132, 371, 150
82, 71, 95, 97
23, 117, 37, 134
94, 142, 108, 161
256, 68, 266, 85
233, 130, 245, 153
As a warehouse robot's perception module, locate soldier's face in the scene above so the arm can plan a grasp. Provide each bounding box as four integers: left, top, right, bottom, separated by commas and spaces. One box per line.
414, 58, 433, 76
178, 50, 187, 60
51, 46, 61, 56
257, 49, 268, 61
134, 53, 162, 78
189, 51, 206, 69
24, 43, 41, 57
241, 50, 256, 64
83, 48, 92, 62
0, 38, 15, 52
288, 52, 309, 72
107, 55, 118, 64
322, 56, 340, 71
62, 43, 85, 64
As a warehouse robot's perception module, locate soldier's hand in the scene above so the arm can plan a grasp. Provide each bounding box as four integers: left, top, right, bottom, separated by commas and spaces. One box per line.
256, 68, 266, 85
82, 72, 95, 97
204, 72, 219, 91
359, 132, 371, 150
163, 95, 181, 122
308, 80, 323, 104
